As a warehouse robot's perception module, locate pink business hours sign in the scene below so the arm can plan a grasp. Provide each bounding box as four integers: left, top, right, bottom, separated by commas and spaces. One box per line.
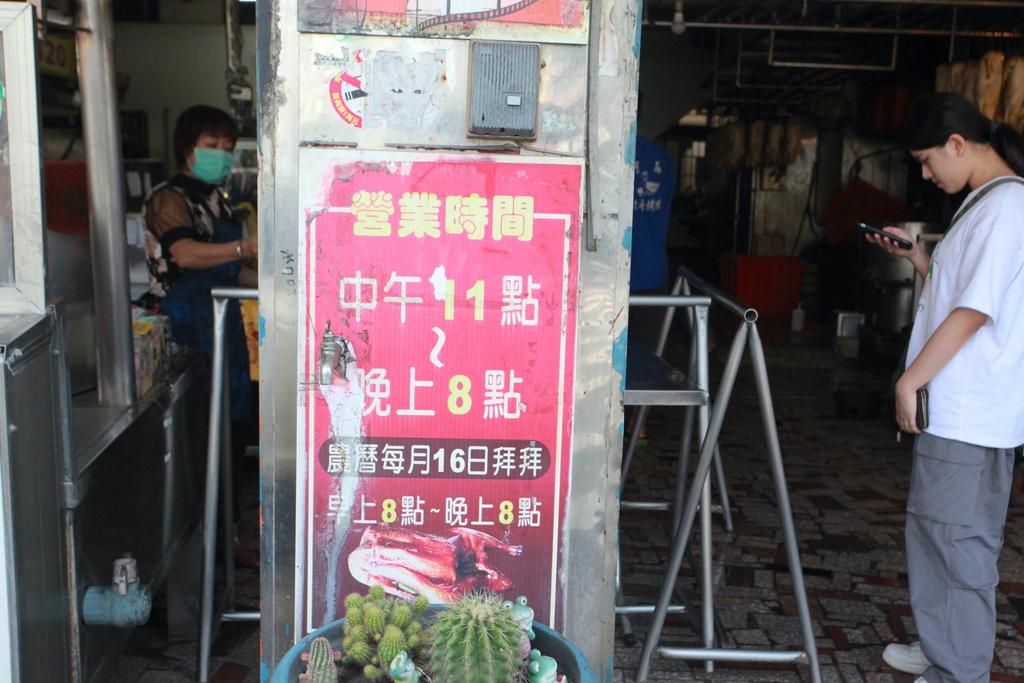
299, 152, 582, 633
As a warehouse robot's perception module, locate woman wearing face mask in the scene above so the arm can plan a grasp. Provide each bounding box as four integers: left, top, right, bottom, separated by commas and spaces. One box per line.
143, 105, 259, 566
864, 93, 1024, 683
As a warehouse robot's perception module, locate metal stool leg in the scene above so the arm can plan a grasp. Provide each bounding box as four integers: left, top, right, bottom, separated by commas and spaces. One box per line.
220, 382, 235, 610
672, 406, 696, 536
198, 297, 229, 683
712, 445, 734, 531
621, 404, 650, 491
619, 402, 695, 647
615, 553, 638, 646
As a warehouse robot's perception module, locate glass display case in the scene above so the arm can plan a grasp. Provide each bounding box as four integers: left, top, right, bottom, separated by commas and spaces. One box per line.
0, 2, 45, 311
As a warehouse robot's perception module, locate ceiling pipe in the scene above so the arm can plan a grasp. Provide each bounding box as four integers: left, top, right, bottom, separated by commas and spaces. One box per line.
647, 0, 1024, 36
643, 19, 1022, 39
664, 0, 1024, 8
768, 28, 899, 71
808, 0, 1024, 6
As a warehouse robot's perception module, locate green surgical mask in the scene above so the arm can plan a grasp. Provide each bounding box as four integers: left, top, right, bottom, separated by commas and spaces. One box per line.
189, 148, 233, 185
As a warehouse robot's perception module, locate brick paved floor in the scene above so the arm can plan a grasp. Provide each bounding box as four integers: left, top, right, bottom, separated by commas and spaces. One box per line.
613, 321, 1024, 682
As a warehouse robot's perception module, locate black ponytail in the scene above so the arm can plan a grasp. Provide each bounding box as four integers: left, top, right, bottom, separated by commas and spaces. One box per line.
990, 122, 1024, 177
902, 92, 1024, 177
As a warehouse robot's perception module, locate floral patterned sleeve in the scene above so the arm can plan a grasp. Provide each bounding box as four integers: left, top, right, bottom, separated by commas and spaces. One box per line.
145, 187, 201, 251
144, 186, 204, 298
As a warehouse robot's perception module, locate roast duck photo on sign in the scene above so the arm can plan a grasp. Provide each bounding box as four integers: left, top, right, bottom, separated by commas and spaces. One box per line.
347, 524, 524, 603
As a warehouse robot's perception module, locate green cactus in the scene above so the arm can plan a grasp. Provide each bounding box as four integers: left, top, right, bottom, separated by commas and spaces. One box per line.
364, 603, 386, 637
345, 603, 363, 626
427, 592, 525, 683
345, 639, 373, 664
340, 590, 429, 681
363, 663, 386, 680
378, 625, 407, 670
391, 602, 412, 629
300, 636, 339, 683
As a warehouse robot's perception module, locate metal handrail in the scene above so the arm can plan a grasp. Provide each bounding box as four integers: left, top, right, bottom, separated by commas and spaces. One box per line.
633, 271, 821, 683
198, 287, 259, 683
676, 266, 758, 322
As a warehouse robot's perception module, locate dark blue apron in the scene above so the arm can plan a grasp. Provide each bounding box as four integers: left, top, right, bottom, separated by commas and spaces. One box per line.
160, 213, 252, 421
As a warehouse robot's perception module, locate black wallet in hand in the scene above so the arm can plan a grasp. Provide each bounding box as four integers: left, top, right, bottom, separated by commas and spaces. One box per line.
916, 389, 929, 430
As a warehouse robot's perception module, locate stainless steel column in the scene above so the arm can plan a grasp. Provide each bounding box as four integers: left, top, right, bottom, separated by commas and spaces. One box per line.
76, 0, 135, 406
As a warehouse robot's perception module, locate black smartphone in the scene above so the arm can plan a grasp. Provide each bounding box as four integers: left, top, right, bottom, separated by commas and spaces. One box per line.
857, 222, 914, 250
916, 388, 929, 430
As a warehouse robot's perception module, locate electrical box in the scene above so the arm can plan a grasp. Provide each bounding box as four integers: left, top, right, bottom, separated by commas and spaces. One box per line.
468, 41, 540, 139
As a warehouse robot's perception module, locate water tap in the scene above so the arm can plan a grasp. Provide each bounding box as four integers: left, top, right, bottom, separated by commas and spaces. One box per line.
318, 321, 350, 385
82, 553, 152, 627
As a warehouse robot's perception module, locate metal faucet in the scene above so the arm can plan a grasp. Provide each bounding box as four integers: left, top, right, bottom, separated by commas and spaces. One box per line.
318, 321, 349, 385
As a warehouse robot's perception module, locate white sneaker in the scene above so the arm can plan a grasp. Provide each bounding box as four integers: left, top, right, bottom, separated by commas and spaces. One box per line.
913, 678, 927, 683
882, 641, 932, 675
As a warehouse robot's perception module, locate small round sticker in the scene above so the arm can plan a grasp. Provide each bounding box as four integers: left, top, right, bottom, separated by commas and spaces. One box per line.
329, 49, 367, 128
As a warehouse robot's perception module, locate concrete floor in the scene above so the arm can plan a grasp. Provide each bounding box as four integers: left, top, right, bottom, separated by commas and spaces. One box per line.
109, 319, 1024, 683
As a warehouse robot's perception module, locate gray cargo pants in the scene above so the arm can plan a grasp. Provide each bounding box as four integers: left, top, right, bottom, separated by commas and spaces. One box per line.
906, 432, 1014, 683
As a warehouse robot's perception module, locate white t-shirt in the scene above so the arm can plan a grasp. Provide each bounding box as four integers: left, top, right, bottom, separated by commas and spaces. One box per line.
906, 176, 1024, 448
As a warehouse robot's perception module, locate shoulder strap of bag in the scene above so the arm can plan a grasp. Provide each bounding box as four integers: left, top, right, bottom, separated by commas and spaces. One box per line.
947, 176, 1024, 228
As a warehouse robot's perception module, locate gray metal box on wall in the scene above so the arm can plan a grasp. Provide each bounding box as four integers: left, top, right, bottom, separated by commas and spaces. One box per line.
468, 41, 539, 139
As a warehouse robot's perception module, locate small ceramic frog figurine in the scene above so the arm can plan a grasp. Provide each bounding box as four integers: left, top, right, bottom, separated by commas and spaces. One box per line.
504, 595, 536, 659
389, 651, 420, 683
527, 648, 562, 683
298, 636, 340, 683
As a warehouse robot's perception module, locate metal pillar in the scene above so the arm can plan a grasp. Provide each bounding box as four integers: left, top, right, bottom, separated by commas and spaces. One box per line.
75, 0, 135, 406
258, 2, 640, 679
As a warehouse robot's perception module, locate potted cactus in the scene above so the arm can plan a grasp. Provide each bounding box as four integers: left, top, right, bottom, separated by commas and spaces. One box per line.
339, 586, 431, 679
427, 592, 526, 683
270, 590, 596, 683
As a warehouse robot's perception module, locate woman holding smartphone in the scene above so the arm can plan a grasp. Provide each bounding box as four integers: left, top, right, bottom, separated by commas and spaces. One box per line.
864, 93, 1024, 683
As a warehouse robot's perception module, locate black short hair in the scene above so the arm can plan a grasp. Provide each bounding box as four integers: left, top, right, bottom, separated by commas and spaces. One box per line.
172, 105, 238, 170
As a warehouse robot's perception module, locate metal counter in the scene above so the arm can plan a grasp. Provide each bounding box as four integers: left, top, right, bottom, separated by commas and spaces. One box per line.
67, 350, 209, 683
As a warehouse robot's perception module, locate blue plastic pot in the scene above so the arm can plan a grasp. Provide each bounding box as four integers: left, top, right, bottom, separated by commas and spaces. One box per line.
269, 606, 597, 683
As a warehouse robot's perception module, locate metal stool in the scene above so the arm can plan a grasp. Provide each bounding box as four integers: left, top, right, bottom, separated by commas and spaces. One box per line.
198, 286, 260, 682
615, 283, 734, 647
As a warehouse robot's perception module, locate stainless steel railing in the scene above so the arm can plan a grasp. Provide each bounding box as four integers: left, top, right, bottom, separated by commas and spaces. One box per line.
198, 287, 259, 683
